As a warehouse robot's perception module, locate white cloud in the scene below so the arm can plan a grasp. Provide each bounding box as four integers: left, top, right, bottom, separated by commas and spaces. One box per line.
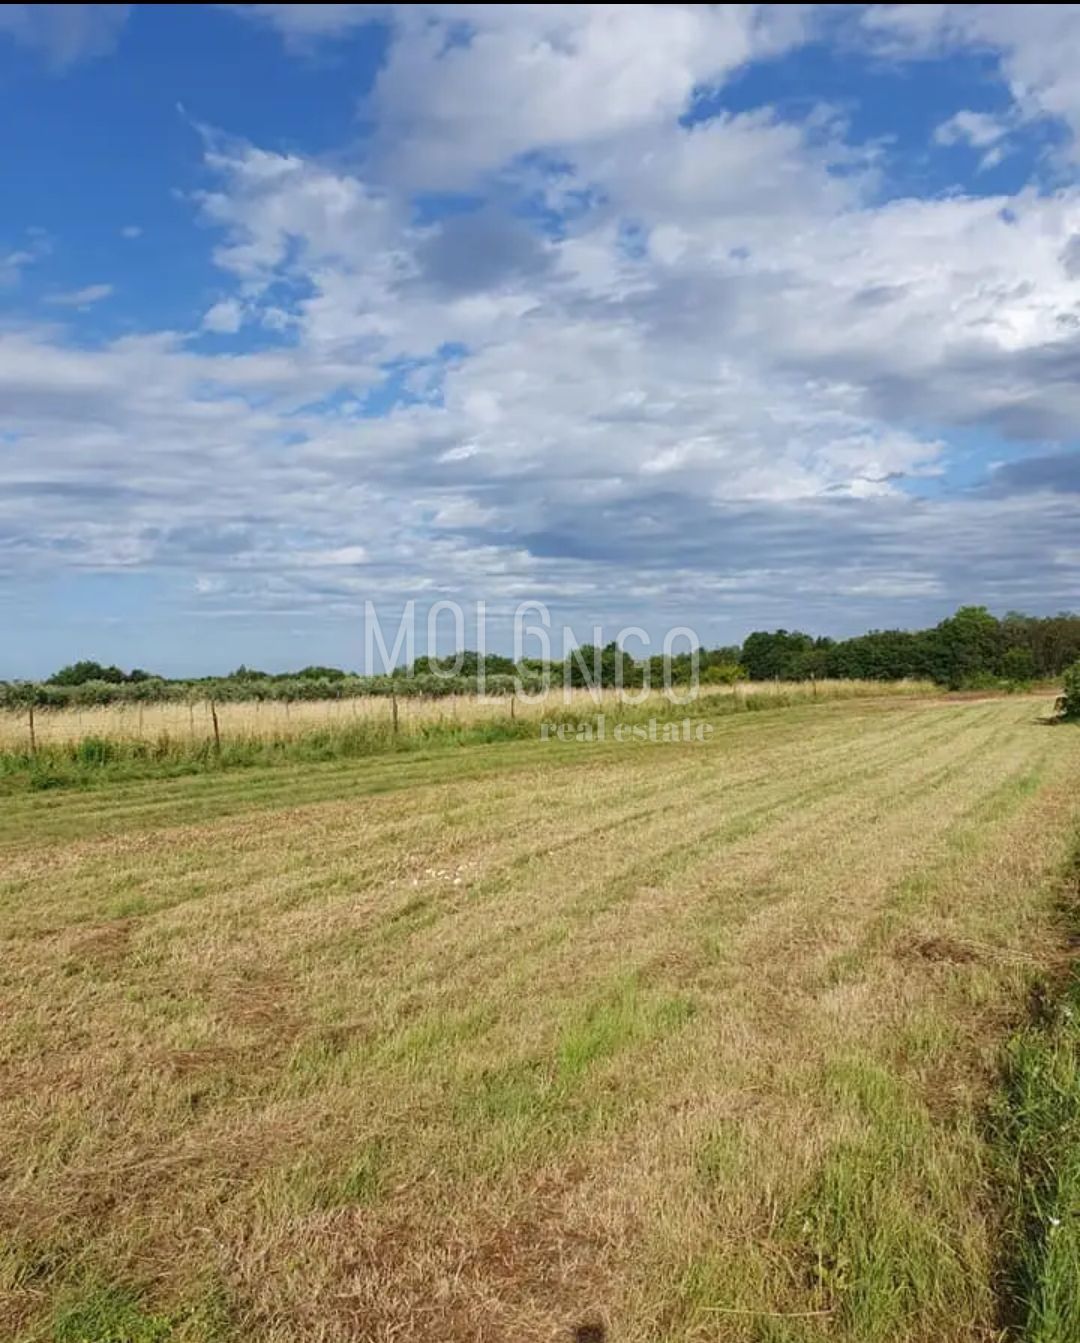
195, 132, 395, 289
44, 282, 114, 307
293, 544, 369, 566
866, 5, 1080, 155
120, 224, 142, 239
934, 110, 1006, 150
224, 4, 382, 39
3, 4, 1080, 651
202, 298, 244, 333
934, 108, 1010, 153
0, 230, 51, 286
0, 4, 130, 71
366, 5, 811, 187
1, 248, 38, 286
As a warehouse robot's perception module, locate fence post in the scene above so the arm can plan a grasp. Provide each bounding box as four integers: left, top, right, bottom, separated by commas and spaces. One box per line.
210, 700, 221, 754
28, 702, 36, 756
391, 687, 399, 736
510, 694, 516, 720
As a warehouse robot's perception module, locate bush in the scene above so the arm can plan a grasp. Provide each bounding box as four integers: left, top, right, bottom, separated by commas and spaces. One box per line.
1061, 662, 1080, 720
702, 663, 747, 685
75, 736, 117, 766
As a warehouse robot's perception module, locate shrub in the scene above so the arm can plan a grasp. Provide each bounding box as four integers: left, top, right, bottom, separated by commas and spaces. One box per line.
75, 736, 117, 766
1061, 662, 1080, 720
702, 663, 747, 685
1001, 646, 1036, 683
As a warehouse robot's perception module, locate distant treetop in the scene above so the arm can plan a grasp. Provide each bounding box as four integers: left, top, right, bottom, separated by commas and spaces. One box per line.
48, 661, 129, 686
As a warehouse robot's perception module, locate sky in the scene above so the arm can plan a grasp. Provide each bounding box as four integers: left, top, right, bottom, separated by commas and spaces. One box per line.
2, 3, 1079, 677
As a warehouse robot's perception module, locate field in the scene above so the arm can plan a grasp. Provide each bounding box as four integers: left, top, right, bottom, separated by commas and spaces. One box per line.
0, 680, 933, 753
2, 693, 1079, 1342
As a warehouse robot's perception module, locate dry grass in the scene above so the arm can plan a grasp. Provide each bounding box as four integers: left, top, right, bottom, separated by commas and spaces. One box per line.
0, 679, 933, 751
1, 695, 1077, 1342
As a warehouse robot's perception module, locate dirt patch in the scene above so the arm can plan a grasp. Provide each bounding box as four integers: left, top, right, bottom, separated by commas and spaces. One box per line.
895, 934, 982, 965
68, 918, 136, 966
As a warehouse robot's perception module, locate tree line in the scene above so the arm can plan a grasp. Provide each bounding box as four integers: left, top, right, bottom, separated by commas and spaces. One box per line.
2, 606, 1078, 709
738, 608, 1080, 689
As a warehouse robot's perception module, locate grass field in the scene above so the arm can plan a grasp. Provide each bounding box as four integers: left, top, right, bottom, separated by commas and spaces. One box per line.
0, 681, 936, 794
1, 693, 1078, 1342
0, 680, 934, 753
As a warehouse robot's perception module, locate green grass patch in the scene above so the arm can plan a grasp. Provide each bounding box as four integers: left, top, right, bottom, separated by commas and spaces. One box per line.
45, 1282, 232, 1343
453, 980, 697, 1166
270, 1138, 388, 1214
50, 1286, 175, 1343
754, 1053, 981, 1341
993, 967, 1080, 1342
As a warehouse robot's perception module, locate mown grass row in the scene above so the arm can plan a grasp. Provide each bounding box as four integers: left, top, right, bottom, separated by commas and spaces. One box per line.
4, 702, 1077, 1342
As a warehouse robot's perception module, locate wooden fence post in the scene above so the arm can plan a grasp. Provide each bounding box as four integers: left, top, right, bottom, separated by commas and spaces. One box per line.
391, 687, 399, 736
210, 700, 221, 754
28, 702, 36, 756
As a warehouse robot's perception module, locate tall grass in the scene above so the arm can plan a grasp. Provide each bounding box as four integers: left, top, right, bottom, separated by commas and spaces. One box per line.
993, 849, 1080, 1343
0, 680, 934, 791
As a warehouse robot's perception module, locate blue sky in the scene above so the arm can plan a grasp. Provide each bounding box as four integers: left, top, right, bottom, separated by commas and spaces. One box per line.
2, 4, 1079, 677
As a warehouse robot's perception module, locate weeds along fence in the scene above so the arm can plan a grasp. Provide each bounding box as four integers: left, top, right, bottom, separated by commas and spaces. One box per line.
0, 679, 935, 763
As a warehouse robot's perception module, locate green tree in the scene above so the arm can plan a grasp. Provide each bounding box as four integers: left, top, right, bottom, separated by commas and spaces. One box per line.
740, 630, 817, 681
1001, 646, 1035, 684
48, 660, 125, 686
929, 606, 1002, 689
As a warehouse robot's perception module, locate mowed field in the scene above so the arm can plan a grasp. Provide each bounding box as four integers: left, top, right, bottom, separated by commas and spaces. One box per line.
2, 696, 1079, 1342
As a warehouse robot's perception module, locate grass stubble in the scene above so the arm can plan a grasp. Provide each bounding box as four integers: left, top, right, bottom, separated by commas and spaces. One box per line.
0, 693, 1077, 1341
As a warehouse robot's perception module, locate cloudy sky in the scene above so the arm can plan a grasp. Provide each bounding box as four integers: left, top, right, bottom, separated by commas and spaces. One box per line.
2, 4, 1079, 675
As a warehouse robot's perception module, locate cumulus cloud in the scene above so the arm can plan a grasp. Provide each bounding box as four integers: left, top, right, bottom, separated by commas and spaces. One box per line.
202, 298, 245, 333
3, 3, 1080, 659
864, 5, 1080, 155
934, 108, 1013, 169
364, 5, 811, 187
935, 110, 1009, 150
